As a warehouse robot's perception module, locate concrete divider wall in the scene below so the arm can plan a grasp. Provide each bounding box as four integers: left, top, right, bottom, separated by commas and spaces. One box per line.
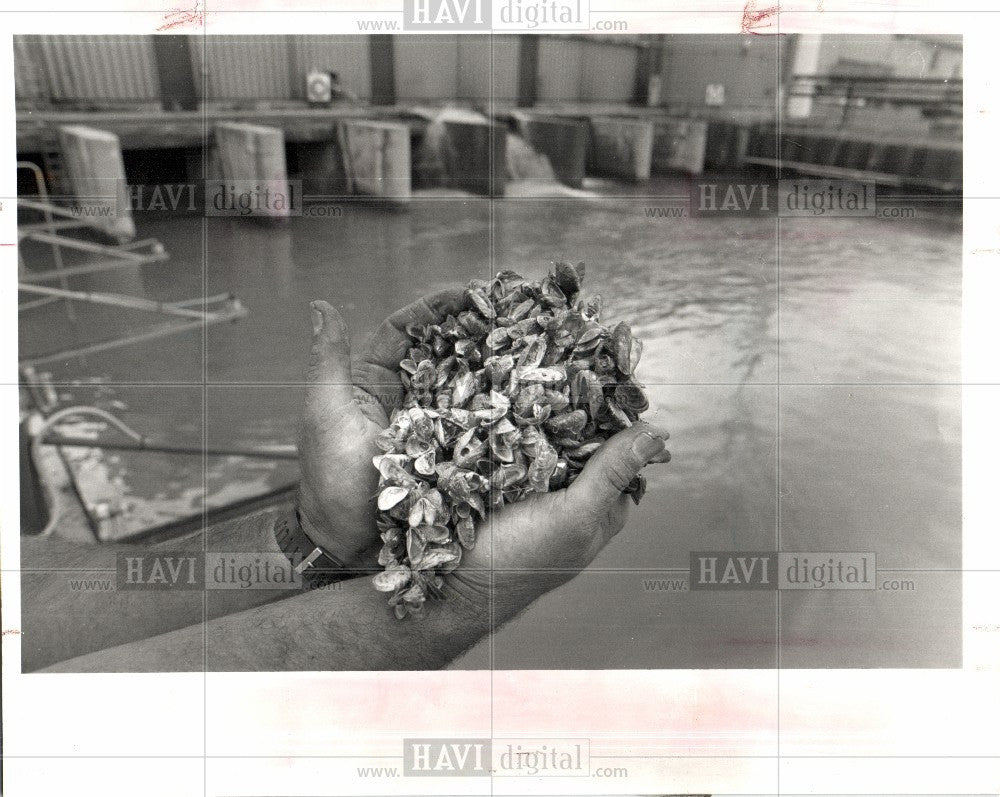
703, 120, 751, 172
586, 116, 654, 181
746, 123, 962, 191
412, 109, 507, 196
58, 125, 137, 242
295, 134, 352, 197
440, 118, 506, 196
512, 113, 588, 188
341, 120, 411, 202
214, 121, 291, 219
651, 118, 708, 175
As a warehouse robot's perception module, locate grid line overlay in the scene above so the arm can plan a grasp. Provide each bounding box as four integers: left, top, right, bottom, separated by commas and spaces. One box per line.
489, 29, 497, 797
200, 19, 208, 796
7, 17, 978, 797
774, 23, 782, 792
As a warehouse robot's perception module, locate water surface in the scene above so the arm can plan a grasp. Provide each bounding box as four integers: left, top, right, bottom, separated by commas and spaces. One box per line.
22, 177, 961, 667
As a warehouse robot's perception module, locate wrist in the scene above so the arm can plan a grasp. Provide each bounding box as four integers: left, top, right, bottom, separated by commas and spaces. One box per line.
295, 490, 364, 567
275, 505, 357, 588
433, 573, 494, 642
312, 576, 493, 670
441, 568, 554, 630
440, 570, 490, 613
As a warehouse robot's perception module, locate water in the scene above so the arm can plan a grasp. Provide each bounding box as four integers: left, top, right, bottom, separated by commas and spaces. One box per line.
22, 178, 962, 667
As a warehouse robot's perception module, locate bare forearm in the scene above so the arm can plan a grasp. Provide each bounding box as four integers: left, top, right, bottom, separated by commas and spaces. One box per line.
40, 576, 492, 672
20, 507, 291, 672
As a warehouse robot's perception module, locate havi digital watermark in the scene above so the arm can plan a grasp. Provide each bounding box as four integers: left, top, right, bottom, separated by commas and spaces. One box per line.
690, 179, 881, 217
403, 0, 588, 30
689, 551, 877, 590
402, 737, 590, 777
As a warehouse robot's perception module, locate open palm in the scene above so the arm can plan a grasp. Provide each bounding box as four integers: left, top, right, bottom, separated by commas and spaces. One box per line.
298, 290, 670, 593
297, 290, 468, 567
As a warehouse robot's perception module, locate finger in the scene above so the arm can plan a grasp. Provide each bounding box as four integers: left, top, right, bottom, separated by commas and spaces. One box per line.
305, 300, 354, 415
567, 422, 670, 510
357, 286, 469, 378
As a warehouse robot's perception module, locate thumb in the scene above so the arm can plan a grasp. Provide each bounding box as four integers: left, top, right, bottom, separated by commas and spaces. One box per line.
305, 300, 354, 414
567, 422, 669, 510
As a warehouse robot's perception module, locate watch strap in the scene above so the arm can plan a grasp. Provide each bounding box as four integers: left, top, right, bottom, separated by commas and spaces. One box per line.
274, 509, 352, 587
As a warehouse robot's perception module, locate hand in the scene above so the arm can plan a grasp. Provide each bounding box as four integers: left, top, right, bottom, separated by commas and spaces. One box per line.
448, 422, 671, 619
297, 291, 467, 566
299, 289, 671, 619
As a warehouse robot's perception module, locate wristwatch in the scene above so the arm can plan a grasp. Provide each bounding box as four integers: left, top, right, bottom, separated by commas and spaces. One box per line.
274, 508, 352, 588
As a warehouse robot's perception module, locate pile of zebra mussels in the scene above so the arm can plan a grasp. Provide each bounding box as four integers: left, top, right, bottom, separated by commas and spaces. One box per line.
372, 263, 648, 618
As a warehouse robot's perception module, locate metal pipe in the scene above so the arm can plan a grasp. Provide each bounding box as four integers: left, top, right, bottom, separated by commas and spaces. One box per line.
17, 219, 93, 234
40, 434, 298, 461
17, 197, 89, 219
17, 253, 169, 284
17, 161, 76, 321
20, 229, 152, 260
18, 295, 64, 311
167, 292, 235, 309
18, 283, 220, 319
118, 238, 164, 251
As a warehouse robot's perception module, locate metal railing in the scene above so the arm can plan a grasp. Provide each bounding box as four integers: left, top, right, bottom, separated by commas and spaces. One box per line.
17, 160, 249, 368
788, 74, 962, 125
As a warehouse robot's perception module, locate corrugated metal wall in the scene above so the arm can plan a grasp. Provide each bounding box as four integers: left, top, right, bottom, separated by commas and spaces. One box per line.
14, 34, 639, 108
193, 36, 293, 100
580, 38, 637, 101
393, 35, 519, 103
13, 37, 46, 103
537, 38, 584, 101
395, 35, 460, 101
658, 35, 783, 112
194, 34, 375, 100
16, 35, 159, 103
455, 36, 519, 103
537, 37, 636, 103
291, 35, 372, 99
18, 34, 376, 103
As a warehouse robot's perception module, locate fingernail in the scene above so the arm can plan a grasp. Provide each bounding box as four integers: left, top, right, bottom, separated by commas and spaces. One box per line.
310, 302, 323, 335
650, 448, 671, 464
631, 431, 665, 461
